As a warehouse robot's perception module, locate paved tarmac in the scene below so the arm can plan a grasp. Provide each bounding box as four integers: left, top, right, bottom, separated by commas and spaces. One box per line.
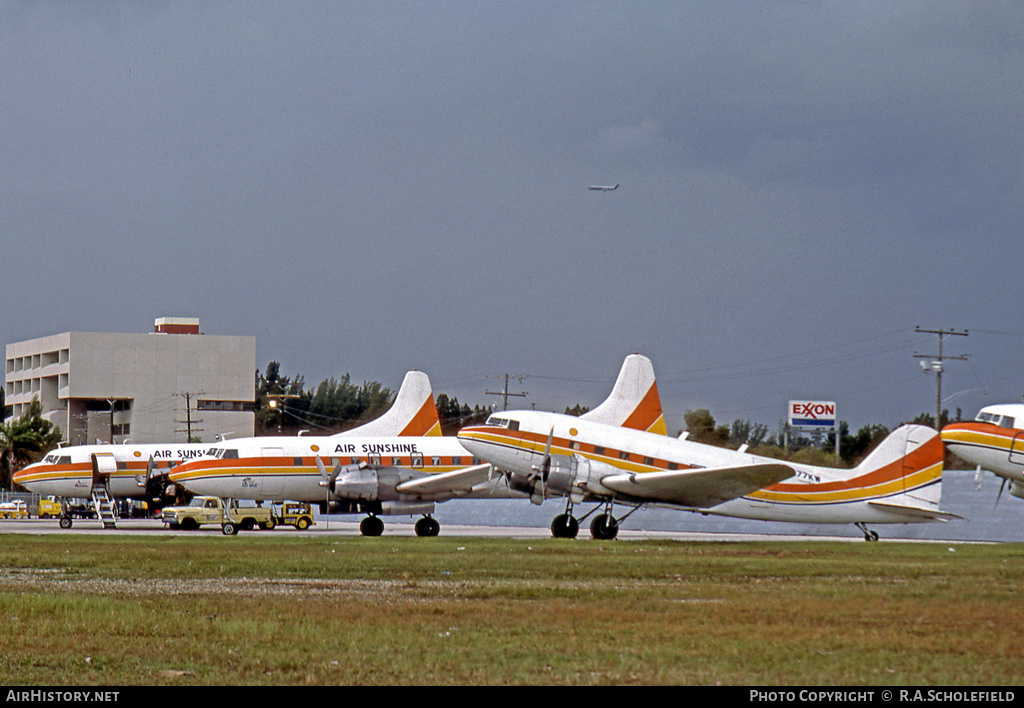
0, 468, 1017, 543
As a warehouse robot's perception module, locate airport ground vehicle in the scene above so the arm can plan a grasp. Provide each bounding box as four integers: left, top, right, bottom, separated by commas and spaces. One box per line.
269, 502, 315, 530
36, 497, 63, 519
160, 496, 272, 535
0, 500, 28, 519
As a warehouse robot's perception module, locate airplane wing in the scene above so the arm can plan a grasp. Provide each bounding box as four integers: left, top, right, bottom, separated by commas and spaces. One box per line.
599, 463, 794, 508
395, 463, 494, 496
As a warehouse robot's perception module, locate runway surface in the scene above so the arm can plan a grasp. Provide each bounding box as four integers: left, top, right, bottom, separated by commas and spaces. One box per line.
0, 469, 1016, 542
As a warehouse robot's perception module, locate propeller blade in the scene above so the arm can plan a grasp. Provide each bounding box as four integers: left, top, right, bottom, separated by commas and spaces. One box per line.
316, 457, 342, 489
136, 455, 156, 487
996, 478, 1007, 507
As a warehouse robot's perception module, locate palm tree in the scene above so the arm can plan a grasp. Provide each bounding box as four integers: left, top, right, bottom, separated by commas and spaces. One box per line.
0, 398, 63, 490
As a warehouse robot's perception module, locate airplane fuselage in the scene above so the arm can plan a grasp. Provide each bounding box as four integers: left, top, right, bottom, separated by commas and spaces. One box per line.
14, 444, 210, 499
941, 404, 1024, 484
458, 410, 945, 524
169, 435, 508, 504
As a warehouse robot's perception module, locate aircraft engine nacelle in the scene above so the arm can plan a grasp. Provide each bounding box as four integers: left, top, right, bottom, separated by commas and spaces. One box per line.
578, 458, 620, 498
379, 501, 436, 516
333, 466, 406, 502
507, 455, 592, 504
1009, 481, 1024, 500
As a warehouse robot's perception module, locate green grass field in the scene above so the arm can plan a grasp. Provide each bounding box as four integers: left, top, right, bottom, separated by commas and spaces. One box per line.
0, 535, 1021, 686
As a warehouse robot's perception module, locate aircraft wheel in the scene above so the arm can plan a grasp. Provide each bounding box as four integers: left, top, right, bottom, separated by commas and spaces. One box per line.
590, 513, 619, 540
415, 516, 440, 537
59, 516, 73, 529
550, 513, 579, 539
360, 515, 385, 537
865, 531, 880, 542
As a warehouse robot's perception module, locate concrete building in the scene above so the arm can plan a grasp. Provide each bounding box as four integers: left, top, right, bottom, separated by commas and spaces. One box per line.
4, 317, 255, 444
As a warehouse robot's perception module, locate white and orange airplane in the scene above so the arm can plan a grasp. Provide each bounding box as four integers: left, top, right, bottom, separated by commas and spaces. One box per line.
166, 356, 671, 537
12, 370, 442, 527
457, 355, 957, 541
941, 402, 1024, 502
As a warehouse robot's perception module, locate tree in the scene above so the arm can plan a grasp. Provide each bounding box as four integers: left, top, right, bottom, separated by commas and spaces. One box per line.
1, 398, 63, 490
684, 409, 730, 446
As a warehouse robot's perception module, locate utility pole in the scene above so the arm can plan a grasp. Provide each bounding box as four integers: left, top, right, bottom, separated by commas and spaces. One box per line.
175, 391, 205, 441
486, 374, 528, 411
914, 327, 969, 430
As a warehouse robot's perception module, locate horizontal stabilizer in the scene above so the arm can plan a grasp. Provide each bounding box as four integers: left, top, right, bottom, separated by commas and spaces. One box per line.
867, 501, 963, 522
600, 463, 794, 508
395, 463, 493, 496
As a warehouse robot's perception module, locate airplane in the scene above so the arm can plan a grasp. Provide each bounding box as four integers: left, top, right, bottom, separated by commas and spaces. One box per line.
11, 370, 441, 528
457, 356, 957, 541
166, 357, 668, 537
941, 402, 1024, 502
588, 184, 619, 191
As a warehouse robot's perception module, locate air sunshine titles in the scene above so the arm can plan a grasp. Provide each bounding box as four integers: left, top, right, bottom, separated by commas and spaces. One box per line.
326, 441, 424, 455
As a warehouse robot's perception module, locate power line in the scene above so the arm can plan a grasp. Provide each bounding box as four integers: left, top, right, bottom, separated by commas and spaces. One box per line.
913, 327, 969, 429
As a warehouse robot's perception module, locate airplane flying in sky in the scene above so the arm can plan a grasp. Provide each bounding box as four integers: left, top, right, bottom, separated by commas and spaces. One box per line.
457, 355, 956, 541
941, 402, 1024, 502
588, 184, 619, 191
12, 370, 441, 527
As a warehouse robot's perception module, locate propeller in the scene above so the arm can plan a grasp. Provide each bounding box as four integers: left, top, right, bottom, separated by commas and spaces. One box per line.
528, 427, 554, 505
996, 477, 1008, 507
315, 457, 342, 493
136, 455, 156, 488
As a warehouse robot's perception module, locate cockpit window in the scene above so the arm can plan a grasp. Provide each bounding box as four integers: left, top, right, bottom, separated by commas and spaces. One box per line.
1001, 416, 1016, 429
484, 416, 519, 430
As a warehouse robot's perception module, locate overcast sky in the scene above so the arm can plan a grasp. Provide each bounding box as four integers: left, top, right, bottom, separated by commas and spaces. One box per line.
3, 2, 1022, 434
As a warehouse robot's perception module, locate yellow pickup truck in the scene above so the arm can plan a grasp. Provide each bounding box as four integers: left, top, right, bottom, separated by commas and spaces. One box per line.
161, 496, 272, 535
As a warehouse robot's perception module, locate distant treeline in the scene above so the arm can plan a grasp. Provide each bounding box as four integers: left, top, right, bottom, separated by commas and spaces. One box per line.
255, 362, 488, 436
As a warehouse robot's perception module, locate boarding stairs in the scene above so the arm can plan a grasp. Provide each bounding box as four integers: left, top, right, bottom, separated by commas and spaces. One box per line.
90, 486, 117, 529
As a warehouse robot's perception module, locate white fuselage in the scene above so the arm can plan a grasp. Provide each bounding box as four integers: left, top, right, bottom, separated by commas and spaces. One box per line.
169, 434, 506, 503
13, 443, 211, 499
457, 410, 945, 525
941, 404, 1024, 484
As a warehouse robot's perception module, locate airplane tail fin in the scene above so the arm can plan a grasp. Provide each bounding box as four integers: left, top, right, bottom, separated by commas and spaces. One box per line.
581, 353, 667, 435
331, 370, 442, 438
852, 424, 950, 516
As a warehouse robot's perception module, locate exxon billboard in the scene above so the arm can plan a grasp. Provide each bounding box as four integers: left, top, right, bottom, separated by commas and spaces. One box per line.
788, 400, 836, 428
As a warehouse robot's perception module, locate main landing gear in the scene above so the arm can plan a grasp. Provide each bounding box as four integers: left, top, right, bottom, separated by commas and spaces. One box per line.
550, 501, 637, 540
855, 522, 880, 542
358, 514, 441, 537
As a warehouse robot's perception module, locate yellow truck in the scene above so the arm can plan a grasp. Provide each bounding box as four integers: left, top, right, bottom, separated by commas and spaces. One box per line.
160, 496, 272, 535
270, 502, 315, 530
36, 497, 63, 519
